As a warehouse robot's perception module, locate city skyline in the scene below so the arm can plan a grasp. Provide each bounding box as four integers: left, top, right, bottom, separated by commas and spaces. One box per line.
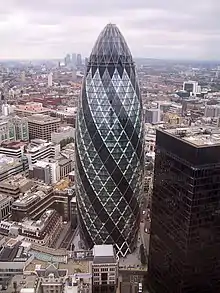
0, 0, 218, 60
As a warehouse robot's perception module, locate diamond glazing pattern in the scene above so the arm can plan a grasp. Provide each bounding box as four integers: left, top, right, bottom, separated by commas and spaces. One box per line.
75, 24, 144, 257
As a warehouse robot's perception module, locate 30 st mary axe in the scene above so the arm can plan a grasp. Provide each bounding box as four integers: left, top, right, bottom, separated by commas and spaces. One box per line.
75, 24, 144, 257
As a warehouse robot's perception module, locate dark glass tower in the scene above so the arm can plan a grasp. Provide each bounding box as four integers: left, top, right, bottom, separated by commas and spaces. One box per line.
75, 24, 144, 257
148, 128, 220, 293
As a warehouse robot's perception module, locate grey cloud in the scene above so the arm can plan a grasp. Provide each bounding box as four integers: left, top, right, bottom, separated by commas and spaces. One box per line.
0, 0, 218, 59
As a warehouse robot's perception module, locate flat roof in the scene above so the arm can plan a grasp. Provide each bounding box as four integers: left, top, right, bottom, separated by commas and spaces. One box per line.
28, 114, 61, 124
162, 127, 220, 147
93, 245, 114, 257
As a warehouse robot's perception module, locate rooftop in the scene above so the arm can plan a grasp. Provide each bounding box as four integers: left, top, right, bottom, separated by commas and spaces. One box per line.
22, 209, 55, 233
0, 155, 22, 174
0, 141, 28, 149
93, 245, 114, 257
28, 114, 61, 125
13, 187, 51, 206
93, 245, 116, 264
0, 175, 33, 190
3, 274, 37, 293
163, 127, 220, 147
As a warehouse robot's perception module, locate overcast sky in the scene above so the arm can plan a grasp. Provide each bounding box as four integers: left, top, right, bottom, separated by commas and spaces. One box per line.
0, 0, 219, 60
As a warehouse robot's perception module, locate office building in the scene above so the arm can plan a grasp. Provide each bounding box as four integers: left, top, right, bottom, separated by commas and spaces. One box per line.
72, 53, 77, 66
75, 24, 144, 256
85, 57, 89, 67
92, 245, 118, 293
145, 108, 160, 124
0, 155, 26, 181
11, 180, 72, 222
20, 209, 62, 246
0, 116, 29, 144
148, 127, 220, 293
76, 53, 82, 67
183, 81, 199, 96
0, 194, 13, 220
0, 239, 33, 285
204, 104, 220, 118
51, 126, 75, 145
64, 54, 71, 66
28, 114, 61, 141
0, 175, 34, 200
0, 141, 27, 158
29, 159, 60, 184
26, 139, 60, 166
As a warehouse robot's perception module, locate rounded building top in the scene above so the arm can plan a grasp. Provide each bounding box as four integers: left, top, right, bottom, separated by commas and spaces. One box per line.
89, 23, 133, 65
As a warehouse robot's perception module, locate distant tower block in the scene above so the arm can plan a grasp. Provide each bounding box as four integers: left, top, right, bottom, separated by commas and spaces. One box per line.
48, 72, 53, 87
21, 71, 26, 83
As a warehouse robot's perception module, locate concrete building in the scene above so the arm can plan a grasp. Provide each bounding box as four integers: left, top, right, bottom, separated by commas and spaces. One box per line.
0, 194, 13, 220
51, 107, 77, 125
20, 209, 62, 246
30, 159, 60, 184
0, 155, 26, 181
0, 239, 34, 285
11, 181, 72, 222
204, 104, 220, 118
92, 245, 118, 293
145, 108, 160, 124
0, 175, 34, 200
26, 140, 60, 166
28, 114, 61, 141
0, 141, 27, 158
58, 156, 73, 179
15, 102, 50, 117
0, 210, 62, 246
51, 126, 75, 144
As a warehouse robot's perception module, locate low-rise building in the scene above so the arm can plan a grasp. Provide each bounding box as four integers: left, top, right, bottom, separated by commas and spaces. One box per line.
92, 245, 118, 293
0, 155, 27, 181
0, 195, 13, 220
26, 139, 60, 166
14, 102, 51, 117
21, 209, 62, 246
0, 175, 34, 199
0, 141, 28, 158
0, 239, 34, 285
51, 126, 75, 144
29, 159, 60, 184
11, 181, 72, 222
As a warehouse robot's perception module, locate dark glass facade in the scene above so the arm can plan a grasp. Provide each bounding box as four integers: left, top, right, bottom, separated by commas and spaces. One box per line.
75, 24, 144, 257
148, 129, 220, 293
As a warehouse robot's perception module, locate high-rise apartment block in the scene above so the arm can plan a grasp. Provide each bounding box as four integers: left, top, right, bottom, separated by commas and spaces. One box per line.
148, 127, 220, 293
48, 72, 53, 87
28, 114, 61, 141
75, 24, 144, 257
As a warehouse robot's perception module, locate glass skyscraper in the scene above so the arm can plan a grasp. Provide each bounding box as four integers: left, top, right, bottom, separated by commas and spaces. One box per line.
75, 24, 144, 257
149, 128, 220, 293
